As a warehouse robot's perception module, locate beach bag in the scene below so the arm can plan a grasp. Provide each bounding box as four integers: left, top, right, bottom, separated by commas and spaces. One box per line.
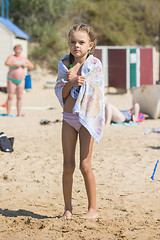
136, 113, 145, 123
25, 74, 32, 89
0, 132, 14, 152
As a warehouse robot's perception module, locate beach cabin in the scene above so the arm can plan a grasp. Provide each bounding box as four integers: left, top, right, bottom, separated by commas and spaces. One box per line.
0, 17, 30, 87
94, 46, 156, 90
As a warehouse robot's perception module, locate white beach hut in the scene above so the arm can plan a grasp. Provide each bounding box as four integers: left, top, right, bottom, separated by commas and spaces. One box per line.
0, 17, 30, 87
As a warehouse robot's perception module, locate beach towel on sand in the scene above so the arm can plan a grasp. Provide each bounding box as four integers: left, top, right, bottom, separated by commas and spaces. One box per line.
0, 113, 16, 117
111, 122, 140, 127
55, 55, 105, 143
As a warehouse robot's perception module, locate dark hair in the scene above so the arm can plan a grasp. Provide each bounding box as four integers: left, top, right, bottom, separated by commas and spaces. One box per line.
68, 23, 97, 64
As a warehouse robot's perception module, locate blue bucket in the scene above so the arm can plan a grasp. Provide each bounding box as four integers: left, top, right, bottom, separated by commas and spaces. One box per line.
25, 75, 32, 89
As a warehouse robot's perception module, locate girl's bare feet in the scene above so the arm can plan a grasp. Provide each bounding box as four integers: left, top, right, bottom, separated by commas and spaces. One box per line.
81, 208, 98, 219
61, 209, 72, 219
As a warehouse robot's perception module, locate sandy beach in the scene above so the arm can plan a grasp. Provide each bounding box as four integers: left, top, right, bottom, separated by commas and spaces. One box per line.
0, 71, 160, 240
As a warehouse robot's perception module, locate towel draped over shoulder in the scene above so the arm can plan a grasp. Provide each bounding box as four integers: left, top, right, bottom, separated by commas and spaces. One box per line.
54, 54, 105, 143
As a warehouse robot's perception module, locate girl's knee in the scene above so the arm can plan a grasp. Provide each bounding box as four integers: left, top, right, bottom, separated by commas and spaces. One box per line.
63, 164, 75, 175
80, 160, 91, 176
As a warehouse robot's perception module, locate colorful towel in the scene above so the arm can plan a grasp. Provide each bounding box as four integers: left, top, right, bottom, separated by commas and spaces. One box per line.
111, 122, 140, 127
55, 55, 105, 143
0, 113, 16, 117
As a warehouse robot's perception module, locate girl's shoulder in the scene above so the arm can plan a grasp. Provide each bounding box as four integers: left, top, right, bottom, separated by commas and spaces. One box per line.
88, 55, 101, 64
59, 55, 69, 62
58, 55, 69, 69
84, 55, 102, 68
62, 58, 70, 69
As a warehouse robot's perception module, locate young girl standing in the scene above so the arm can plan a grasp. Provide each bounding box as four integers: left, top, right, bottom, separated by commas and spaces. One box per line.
55, 23, 105, 219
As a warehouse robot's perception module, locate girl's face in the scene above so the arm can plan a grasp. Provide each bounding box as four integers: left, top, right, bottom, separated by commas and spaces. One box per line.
69, 31, 94, 60
14, 47, 22, 57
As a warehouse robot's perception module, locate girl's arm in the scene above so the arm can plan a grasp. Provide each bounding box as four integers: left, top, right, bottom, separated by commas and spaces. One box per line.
62, 73, 85, 99
62, 67, 77, 98
62, 81, 74, 99
55, 58, 85, 107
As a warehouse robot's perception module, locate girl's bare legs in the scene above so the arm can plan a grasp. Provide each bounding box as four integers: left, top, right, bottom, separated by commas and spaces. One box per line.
105, 103, 125, 125
79, 126, 98, 218
7, 80, 16, 116
61, 120, 78, 219
16, 80, 25, 116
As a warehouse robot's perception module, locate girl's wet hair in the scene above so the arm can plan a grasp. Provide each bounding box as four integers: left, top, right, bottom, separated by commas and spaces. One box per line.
68, 23, 97, 65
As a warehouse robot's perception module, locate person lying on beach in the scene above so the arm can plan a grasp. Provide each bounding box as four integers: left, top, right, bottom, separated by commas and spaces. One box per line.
105, 102, 141, 125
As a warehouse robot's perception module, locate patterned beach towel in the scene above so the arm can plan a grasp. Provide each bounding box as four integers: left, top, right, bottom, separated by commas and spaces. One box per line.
55, 55, 105, 143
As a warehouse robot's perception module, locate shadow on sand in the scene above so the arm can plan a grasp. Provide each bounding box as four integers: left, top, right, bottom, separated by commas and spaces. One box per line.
0, 208, 57, 219
147, 146, 160, 150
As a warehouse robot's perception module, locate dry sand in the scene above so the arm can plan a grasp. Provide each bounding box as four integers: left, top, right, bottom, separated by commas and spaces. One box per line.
0, 71, 160, 240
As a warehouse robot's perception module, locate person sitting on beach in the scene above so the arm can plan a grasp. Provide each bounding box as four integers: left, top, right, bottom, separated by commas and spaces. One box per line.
5, 44, 34, 116
105, 102, 141, 125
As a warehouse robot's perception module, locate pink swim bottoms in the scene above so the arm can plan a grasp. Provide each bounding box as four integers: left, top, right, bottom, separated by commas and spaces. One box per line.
63, 112, 82, 132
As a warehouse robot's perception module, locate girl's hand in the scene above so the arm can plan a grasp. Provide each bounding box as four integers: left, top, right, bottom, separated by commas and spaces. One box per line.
74, 75, 85, 86
67, 68, 77, 82
68, 75, 85, 86
67, 69, 85, 86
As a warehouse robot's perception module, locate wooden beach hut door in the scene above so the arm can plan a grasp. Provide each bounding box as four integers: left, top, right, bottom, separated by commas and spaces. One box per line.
94, 48, 102, 62
140, 48, 153, 85
130, 49, 137, 88
108, 49, 126, 89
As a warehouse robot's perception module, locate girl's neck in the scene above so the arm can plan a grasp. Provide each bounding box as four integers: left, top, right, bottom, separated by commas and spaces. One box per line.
73, 54, 89, 65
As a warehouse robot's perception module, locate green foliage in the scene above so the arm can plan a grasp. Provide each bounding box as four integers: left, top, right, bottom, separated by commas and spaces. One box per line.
2, 0, 160, 71
31, 22, 68, 69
